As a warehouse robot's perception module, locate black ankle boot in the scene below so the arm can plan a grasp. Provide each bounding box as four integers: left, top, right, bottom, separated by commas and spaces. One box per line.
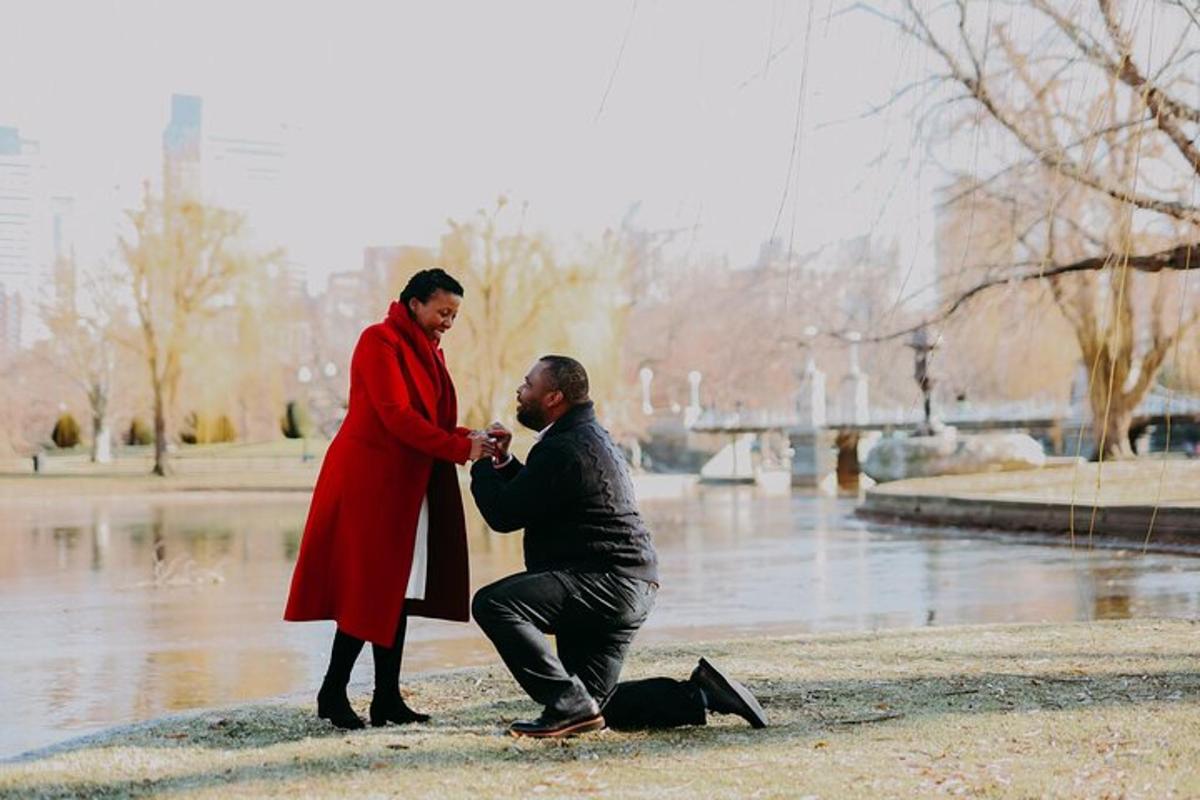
317, 684, 365, 730
369, 693, 431, 727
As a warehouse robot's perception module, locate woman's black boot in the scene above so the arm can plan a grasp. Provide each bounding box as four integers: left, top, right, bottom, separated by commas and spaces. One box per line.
370, 614, 430, 726
369, 694, 430, 727
318, 683, 366, 730
318, 628, 366, 730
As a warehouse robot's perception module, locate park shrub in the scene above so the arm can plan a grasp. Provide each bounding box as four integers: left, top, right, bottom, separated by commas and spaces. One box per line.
182, 412, 237, 444
51, 413, 81, 448
180, 412, 201, 445
213, 414, 237, 443
126, 417, 154, 446
280, 400, 312, 439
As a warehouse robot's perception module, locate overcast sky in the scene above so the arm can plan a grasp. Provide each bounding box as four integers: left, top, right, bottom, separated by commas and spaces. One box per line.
1, 1, 941, 292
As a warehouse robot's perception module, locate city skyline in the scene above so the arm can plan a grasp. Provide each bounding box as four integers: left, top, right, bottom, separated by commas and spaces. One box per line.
0, 2, 940, 307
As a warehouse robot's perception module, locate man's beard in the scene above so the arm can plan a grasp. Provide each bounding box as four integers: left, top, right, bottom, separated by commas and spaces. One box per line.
516, 403, 546, 431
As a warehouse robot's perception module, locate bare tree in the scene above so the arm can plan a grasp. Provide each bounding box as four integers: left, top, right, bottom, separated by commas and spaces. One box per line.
437, 197, 633, 430
878, 0, 1200, 456
118, 188, 279, 475
39, 261, 129, 462
0, 349, 64, 457
934, 179, 1082, 407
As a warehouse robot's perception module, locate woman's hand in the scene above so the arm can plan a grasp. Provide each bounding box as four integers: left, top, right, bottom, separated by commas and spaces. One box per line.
467, 431, 497, 461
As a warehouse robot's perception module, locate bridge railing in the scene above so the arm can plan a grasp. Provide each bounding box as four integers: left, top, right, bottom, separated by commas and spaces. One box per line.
687, 388, 1200, 434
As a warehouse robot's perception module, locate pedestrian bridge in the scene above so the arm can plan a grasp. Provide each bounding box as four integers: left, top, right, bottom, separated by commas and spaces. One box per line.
678, 387, 1200, 487
689, 387, 1200, 435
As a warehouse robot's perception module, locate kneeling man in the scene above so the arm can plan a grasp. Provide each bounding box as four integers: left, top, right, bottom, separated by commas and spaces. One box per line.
471, 355, 767, 737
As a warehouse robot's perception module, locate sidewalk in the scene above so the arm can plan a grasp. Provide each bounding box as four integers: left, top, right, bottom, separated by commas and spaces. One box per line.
859, 460, 1200, 543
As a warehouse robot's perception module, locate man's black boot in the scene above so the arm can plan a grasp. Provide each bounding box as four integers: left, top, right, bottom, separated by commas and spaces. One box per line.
509, 698, 605, 738
689, 657, 768, 729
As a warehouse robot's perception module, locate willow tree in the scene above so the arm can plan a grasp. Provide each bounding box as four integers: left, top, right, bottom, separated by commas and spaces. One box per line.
119, 188, 277, 475
885, 0, 1200, 457
437, 197, 633, 430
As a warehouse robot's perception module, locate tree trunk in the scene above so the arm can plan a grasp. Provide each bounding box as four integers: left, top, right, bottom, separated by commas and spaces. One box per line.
90, 411, 103, 463
835, 430, 860, 491
88, 382, 109, 464
152, 382, 168, 476
1091, 400, 1136, 460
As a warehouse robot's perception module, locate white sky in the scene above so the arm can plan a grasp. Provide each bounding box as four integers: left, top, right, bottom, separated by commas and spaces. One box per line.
1, 0, 940, 293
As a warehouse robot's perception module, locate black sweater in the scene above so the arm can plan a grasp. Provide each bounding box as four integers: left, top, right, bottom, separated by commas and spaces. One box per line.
470, 402, 659, 583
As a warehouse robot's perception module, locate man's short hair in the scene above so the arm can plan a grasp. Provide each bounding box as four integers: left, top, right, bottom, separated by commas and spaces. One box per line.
400, 268, 464, 304
539, 355, 590, 405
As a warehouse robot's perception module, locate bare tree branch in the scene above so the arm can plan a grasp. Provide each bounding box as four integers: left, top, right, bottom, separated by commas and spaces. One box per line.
845, 241, 1200, 343
1096, 0, 1200, 173
902, 0, 1200, 222
1166, 0, 1200, 31
937, 117, 1154, 208
816, 75, 952, 129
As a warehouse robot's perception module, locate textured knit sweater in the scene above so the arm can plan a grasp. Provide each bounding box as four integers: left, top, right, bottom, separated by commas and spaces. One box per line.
470, 402, 659, 583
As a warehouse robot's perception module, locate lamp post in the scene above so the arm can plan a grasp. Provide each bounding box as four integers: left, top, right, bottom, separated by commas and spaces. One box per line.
297, 365, 313, 462
639, 367, 654, 415
795, 325, 826, 429
685, 370, 702, 427
839, 330, 869, 426
907, 326, 938, 434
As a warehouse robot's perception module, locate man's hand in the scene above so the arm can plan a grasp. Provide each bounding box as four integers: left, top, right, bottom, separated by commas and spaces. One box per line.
486, 422, 513, 463
467, 431, 497, 462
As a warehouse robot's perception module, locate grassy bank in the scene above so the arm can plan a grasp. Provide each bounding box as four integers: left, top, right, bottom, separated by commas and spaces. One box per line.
4, 619, 1199, 798
868, 460, 1200, 507
861, 461, 1200, 543
0, 441, 325, 498
0, 443, 702, 502
0, 468, 320, 500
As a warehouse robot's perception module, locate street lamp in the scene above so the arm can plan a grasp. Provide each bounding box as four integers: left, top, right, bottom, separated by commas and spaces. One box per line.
638, 367, 654, 415
907, 325, 938, 434
795, 326, 826, 429
685, 370, 702, 427
298, 366, 313, 462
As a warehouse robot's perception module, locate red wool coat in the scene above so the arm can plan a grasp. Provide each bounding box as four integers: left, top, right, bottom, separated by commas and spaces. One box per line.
284, 302, 473, 646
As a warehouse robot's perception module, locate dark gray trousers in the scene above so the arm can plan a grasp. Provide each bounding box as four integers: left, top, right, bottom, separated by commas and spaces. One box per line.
472, 570, 706, 728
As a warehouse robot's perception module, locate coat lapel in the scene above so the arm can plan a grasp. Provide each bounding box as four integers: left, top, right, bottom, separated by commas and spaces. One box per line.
386, 302, 441, 423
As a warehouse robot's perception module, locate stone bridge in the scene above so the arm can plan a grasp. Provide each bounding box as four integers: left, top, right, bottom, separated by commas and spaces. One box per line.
636, 348, 1200, 487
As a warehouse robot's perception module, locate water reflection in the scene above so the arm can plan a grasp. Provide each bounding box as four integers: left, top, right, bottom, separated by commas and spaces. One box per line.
2, 487, 1199, 757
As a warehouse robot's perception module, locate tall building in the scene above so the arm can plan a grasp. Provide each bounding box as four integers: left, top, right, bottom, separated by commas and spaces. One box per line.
0, 285, 21, 356
161, 93, 301, 284
162, 94, 203, 199
50, 196, 77, 313
0, 126, 47, 347
362, 245, 436, 297
323, 270, 367, 323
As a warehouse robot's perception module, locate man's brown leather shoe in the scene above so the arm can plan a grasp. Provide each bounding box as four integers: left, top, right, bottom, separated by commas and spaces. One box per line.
509, 701, 605, 738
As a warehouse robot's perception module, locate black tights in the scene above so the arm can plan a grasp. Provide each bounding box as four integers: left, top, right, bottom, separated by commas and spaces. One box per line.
323, 614, 410, 700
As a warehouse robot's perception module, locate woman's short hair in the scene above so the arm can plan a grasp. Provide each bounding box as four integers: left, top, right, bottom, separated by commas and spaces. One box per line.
400, 268, 464, 304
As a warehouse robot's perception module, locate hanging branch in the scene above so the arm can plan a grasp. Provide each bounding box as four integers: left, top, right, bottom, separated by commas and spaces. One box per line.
840, 240, 1200, 343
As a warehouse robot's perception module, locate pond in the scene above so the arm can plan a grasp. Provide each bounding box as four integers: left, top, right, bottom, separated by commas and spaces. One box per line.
3, 487, 1198, 757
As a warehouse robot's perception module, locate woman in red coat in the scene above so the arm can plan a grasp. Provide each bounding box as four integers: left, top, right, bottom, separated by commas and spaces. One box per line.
284, 268, 495, 729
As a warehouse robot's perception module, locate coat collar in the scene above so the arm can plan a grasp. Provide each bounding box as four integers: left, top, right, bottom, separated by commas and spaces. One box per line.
540, 401, 595, 440
384, 301, 442, 421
